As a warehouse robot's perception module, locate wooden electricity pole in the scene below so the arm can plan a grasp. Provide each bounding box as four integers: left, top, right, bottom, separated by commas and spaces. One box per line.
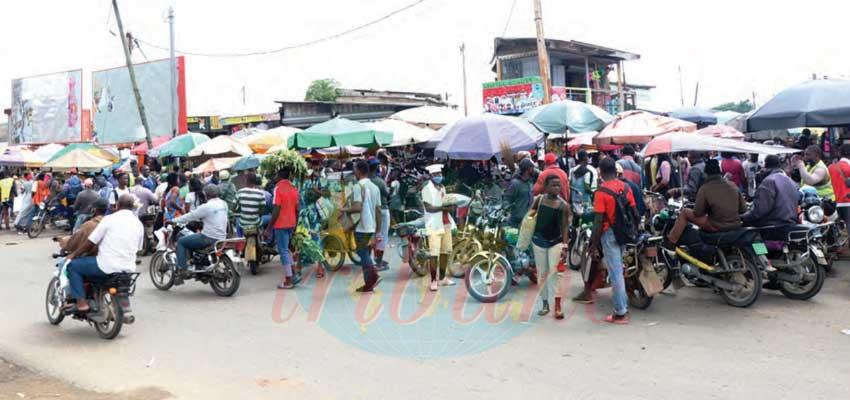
533, 0, 552, 104
112, 0, 153, 149
460, 43, 468, 116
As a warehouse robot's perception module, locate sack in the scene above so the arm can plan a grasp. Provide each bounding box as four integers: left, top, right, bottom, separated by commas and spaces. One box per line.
517, 196, 541, 250
341, 184, 366, 232
596, 186, 638, 246
638, 254, 663, 296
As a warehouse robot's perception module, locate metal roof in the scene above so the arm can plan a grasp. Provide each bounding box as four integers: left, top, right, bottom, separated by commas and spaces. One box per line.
492, 37, 641, 63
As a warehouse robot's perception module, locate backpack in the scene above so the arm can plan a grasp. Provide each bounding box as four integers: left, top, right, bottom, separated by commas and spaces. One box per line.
596, 186, 639, 246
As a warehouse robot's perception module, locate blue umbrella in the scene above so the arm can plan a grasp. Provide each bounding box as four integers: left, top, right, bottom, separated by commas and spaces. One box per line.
669, 107, 717, 125
435, 114, 543, 160
747, 79, 850, 132
231, 154, 267, 172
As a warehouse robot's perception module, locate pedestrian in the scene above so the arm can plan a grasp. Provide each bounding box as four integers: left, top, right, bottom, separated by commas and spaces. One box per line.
720, 152, 745, 190
368, 157, 391, 272
14, 172, 34, 234
72, 179, 100, 233
503, 158, 536, 228
0, 170, 17, 230
532, 175, 571, 319
340, 160, 382, 292
616, 145, 643, 187
421, 163, 456, 291
267, 167, 300, 289
533, 153, 570, 202
570, 150, 597, 217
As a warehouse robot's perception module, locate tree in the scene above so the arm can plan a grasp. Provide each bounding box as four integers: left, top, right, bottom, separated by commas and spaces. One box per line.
304, 79, 341, 102
712, 100, 754, 113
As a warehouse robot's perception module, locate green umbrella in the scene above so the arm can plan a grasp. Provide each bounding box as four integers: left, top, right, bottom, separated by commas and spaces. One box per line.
153, 133, 210, 158
522, 100, 614, 134
290, 117, 393, 149
232, 154, 267, 172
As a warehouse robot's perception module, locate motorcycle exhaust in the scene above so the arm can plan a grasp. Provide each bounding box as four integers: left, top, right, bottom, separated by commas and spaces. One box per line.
681, 263, 739, 291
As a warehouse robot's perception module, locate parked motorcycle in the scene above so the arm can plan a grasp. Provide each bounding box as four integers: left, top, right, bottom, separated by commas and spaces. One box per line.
150, 223, 244, 297
567, 209, 593, 271
28, 201, 71, 238
242, 226, 277, 275
654, 206, 766, 307
758, 224, 826, 300
45, 256, 138, 340
396, 216, 430, 277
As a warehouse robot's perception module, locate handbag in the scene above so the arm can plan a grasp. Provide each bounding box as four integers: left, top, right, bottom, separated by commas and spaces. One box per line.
638, 254, 663, 297
517, 196, 542, 250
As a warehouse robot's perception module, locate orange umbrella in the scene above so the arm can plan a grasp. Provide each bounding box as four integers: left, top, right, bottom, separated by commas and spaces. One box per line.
697, 125, 745, 140
595, 110, 696, 145
191, 157, 240, 174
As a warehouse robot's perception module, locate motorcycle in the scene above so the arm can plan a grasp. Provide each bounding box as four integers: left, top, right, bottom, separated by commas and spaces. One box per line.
395, 214, 430, 277
138, 205, 160, 256
567, 206, 594, 271
798, 187, 847, 269
28, 200, 71, 238
242, 225, 277, 275
150, 223, 244, 297
757, 224, 826, 300
45, 255, 139, 340
653, 206, 766, 307
464, 207, 537, 303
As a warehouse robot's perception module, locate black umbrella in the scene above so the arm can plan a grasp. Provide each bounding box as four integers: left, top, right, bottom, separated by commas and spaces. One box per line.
668, 107, 718, 125
747, 79, 850, 132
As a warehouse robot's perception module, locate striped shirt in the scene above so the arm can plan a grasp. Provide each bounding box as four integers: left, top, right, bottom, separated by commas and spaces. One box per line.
237, 187, 267, 228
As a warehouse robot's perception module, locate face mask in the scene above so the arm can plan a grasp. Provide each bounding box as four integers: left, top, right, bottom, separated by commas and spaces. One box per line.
432, 176, 443, 185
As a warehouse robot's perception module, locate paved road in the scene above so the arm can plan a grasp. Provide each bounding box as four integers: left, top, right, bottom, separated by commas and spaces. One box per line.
1, 230, 849, 399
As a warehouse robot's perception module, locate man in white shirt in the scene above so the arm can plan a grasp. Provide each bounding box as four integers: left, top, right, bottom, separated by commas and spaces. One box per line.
340, 161, 382, 292
173, 185, 229, 280
108, 173, 133, 212
421, 164, 456, 291
66, 194, 143, 312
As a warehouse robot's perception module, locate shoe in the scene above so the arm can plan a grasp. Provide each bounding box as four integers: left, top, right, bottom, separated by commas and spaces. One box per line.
604, 313, 630, 325
571, 290, 595, 304
440, 278, 456, 286
355, 284, 372, 293
375, 263, 390, 272
537, 301, 550, 316
554, 297, 564, 319
429, 280, 439, 291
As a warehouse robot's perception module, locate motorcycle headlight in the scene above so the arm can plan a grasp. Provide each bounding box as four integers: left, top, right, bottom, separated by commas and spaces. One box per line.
807, 206, 824, 224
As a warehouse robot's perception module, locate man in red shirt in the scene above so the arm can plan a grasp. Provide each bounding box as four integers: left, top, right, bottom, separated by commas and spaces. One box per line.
829, 144, 850, 237
720, 152, 745, 190
573, 157, 636, 324
267, 167, 300, 289
533, 153, 570, 202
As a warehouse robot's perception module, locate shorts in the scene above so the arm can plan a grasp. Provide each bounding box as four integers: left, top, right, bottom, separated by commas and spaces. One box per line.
427, 228, 453, 257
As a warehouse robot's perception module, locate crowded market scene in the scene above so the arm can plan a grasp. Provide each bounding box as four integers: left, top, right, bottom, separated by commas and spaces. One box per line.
2, 0, 850, 399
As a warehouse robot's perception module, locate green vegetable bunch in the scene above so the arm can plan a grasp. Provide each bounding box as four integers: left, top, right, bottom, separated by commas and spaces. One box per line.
292, 226, 325, 263
260, 149, 308, 180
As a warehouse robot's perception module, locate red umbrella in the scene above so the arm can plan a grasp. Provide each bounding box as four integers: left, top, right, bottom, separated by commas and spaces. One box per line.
131, 136, 171, 155
697, 125, 745, 140
595, 110, 696, 145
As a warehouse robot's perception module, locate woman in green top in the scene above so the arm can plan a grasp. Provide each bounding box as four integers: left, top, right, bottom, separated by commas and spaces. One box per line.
532, 175, 572, 319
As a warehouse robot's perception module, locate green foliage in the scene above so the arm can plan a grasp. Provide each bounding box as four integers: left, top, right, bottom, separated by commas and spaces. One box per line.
292, 226, 325, 263
304, 79, 341, 102
712, 100, 754, 113
259, 149, 308, 181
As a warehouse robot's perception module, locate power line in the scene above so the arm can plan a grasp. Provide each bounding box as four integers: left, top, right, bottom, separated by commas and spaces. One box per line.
501, 0, 518, 37
135, 0, 428, 58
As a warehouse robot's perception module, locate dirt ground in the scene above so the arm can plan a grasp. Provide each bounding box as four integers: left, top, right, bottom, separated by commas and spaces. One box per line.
0, 359, 171, 400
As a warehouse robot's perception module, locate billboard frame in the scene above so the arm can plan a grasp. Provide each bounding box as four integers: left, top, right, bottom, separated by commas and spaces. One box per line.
9, 67, 84, 145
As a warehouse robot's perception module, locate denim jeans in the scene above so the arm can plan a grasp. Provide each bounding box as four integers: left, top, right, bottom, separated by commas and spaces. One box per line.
274, 228, 294, 277
176, 233, 217, 270
67, 256, 107, 300
601, 229, 628, 316
73, 213, 91, 233
355, 232, 377, 283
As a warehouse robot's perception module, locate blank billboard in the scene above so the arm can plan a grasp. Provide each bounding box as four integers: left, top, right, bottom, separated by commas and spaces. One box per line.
9, 69, 83, 144
92, 57, 186, 144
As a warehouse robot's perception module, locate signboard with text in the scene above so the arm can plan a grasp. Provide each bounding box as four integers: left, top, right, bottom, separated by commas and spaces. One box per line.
483, 76, 568, 115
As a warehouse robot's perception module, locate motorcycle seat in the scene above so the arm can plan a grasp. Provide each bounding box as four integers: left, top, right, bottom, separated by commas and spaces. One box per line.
699, 228, 760, 247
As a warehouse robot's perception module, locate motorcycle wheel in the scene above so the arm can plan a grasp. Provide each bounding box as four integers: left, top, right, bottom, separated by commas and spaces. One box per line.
210, 256, 240, 297
568, 232, 588, 271
28, 216, 45, 239
464, 256, 513, 303
45, 277, 65, 325
778, 257, 825, 301
719, 254, 762, 308
626, 278, 653, 310
149, 251, 175, 291
322, 235, 345, 272
451, 240, 482, 278
93, 293, 124, 340
408, 242, 429, 277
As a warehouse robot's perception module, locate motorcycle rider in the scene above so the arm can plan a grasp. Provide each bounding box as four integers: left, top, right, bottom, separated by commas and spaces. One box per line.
236, 172, 269, 236
666, 159, 746, 247
72, 179, 100, 233
742, 155, 800, 229
57, 199, 108, 256
794, 145, 835, 201
64, 194, 143, 312
173, 185, 229, 283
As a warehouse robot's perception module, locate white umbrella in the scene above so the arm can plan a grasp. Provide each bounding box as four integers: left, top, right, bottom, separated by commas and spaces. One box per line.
366, 119, 437, 147
390, 106, 464, 127
34, 143, 65, 160
188, 135, 253, 157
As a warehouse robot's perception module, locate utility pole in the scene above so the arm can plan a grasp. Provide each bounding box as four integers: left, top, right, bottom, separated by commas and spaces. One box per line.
752, 91, 757, 109
678, 65, 685, 107
168, 5, 177, 137
532, 0, 552, 104
693, 81, 699, 107
112, 0, 153, 149
460, 43, 468, 116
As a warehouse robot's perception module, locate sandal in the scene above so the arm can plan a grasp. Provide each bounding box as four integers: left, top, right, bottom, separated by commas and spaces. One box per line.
276, 281, 295, 290
604, 313, 630, 325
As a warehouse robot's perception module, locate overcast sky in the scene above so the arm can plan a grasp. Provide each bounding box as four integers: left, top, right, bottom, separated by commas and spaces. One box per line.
2, 0, 848, 123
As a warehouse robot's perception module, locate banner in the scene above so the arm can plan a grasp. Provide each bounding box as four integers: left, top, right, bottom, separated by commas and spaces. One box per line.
483, 77, 568, 115
92, 57, 187, 144
9, 69, 83, 144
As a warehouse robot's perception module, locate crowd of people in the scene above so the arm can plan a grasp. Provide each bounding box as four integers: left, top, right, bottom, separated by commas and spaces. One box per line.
2, 130, 849, 325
